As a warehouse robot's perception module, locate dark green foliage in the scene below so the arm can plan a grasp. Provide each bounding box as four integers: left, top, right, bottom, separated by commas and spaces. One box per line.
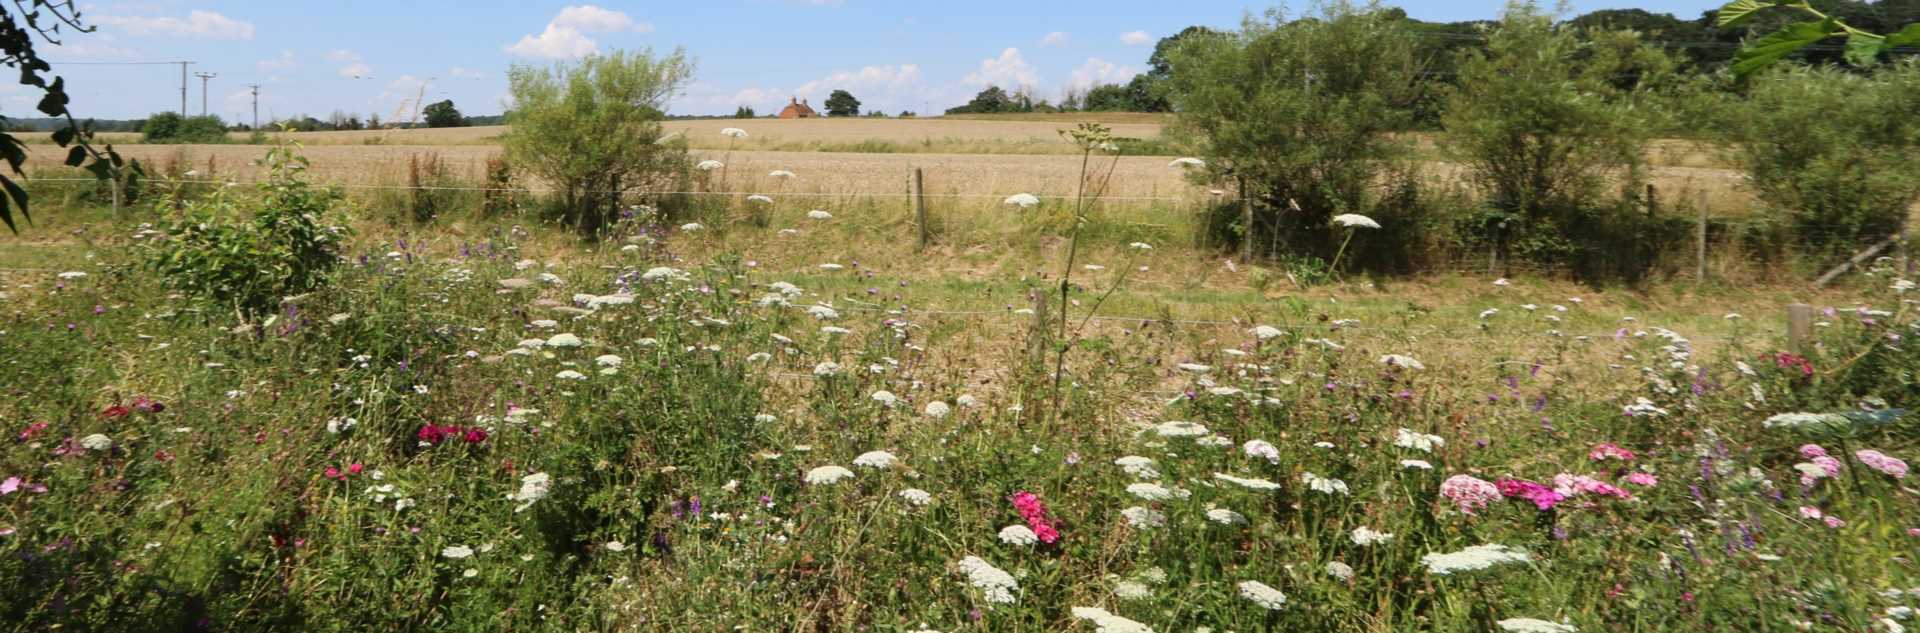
733, 105, 755, 118
0, 2, 135, 233
823, 89, 860, 117
423, 99, 466, 128
140, 112, 229, 144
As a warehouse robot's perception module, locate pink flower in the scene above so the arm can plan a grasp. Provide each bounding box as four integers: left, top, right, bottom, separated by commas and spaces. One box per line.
1623, 472, 1658, 487
348, 463, 364, 475
1798, 506, 1823, 520
1798, 444, 1828, 459
1855, 449, 1909, 479
1440, 474, 1501, 514
1823, 516, 1845, 529
1497, 478, 1564, 510
1553, 473, 1633, 500
18, 422, 48, 440
1907, 528, 1920, 537
0, 477, 18, 495
1009, 491, 1060, 544
323, 467, 341, 480
1588, 443, 1636, 462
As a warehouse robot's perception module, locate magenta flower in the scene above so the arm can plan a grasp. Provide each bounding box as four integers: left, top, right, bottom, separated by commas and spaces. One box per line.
1553, 473, 1632, 500
1440, 474, 1501, 514
1855, 449, 1909, 479
1588, 443, 1636, 462
1497, 478, 1564, 510
1622, 472, 1658, 487
1009, 491, 1060, 544
1798, 444, 1828, 459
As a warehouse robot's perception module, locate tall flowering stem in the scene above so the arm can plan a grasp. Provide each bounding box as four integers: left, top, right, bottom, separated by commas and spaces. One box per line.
1048, 123, 1122, 422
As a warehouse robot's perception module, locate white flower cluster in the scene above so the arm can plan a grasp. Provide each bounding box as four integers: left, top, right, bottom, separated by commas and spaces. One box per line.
956, 556, 1019, 604
1070, 607, 1155, 633
1237, 580, 1288, 610
1422, 544, 1531, 575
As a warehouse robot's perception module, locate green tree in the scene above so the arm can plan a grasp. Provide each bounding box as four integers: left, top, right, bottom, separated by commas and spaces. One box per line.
422, 99, 466, 128
1082, 83, 1134, 111
1732, 62, 1920, 262
733, 105, 755, 118
823, 89, 861, 117
504, 49, 695, 237
1440, 3, 1679, 275
946, 86, 1013, 114
0, 2, 136, 232
141, 112, 228, 143
1165, 1, 1425, 261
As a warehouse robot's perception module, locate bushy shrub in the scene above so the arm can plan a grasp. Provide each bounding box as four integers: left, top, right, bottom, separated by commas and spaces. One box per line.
1439, 4, 1679, 280
1730, 62, 1920, 265
140, 112, 228, 144
1163, 1, 1424, 267
143, 142, 350, 319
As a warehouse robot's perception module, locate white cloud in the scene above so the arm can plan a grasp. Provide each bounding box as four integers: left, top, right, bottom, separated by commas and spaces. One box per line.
794, 64, 922, 99
551, 5, 652, 33
1040, 31, 1070, 47
327, 50, 371, 78
1120, 30, 1152, 45
508, 5, 648, 59
256, 50, 297, 73
449, 67, 487, 80
963, 48, 1040, 89
1068, 57, 1136, 89
506, 24, 597, 59
94, 10, 254, 40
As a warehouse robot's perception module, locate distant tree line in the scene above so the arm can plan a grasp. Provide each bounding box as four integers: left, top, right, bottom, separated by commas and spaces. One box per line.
947, 0, 1920, 116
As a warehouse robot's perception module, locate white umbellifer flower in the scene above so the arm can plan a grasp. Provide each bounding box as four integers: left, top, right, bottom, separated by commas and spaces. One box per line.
545, 333, 583, 348
1394, 428, 1446, 453
1121, 506, 1166, 529
1493, 278, 1511, 287
746, 194, 774, 204
1238, 580, 1288, 610
594, 354, 623, 368
924, 401, 951, 419
555, 370, 587, 381
1114, 579, 1153, 600
1154, 420, 1209, 437
1205, 507, 1247, 525
818, 263, 845, 271
852, 450, 898, 469
441, 545, 474, 559
1177, 362, 1212, 373
807, 209, 833, 220
1003, 193, 1040, 208
768, 169, 796, 179
1326, 561, 1355, 582
998, 524, 1039, 546
1167, 157, 1205, 168
1242, 439, 1282, 464
1379, 354, 1424, 370
1622, 397, 1670, 418
605, 541, 627, 552
79, 434, 113, 451
696, 159, 724, 171
1892, 279, 1915, 293
1127, 482, 1175, 501
805, 304, 840, 320
1115, 456, 1160, 480
641, 266, 686, 281
536, 272, 563, 285
805, 465, 855, 486
1497, 619, 1577, 633
1300, 472, 1349, 495
1422, 544, 1531, 575
514, 473, 551, 512
1070, 607, 1154, 633
58, 271, 89, 280
1129, 242, 1153, 251
1400, 459, 1434, 470
812, 362, 841, 376
679, 222, 705, 232
1351, 526, 1395, 546
899, 488, 932, 506
1214, 473, 1282, 491
1331, 213, 1380, 229
1762, 412, 1849, 430
1250, 324, 1283, 340
870, 390, 900, 407
956, 556, 1019, 604
720, 127, 749, 139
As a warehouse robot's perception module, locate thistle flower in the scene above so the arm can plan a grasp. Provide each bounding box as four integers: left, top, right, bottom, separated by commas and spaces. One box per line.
955, 556, 1018, 604
805, 465, 855, 486
1237, 580, 1288, 610
1003, 193, 1040, 208
1422, 544, 1530, 575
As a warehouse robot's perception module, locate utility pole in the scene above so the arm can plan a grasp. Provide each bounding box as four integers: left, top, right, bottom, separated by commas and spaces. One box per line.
177, 61, 193, 115
248, 84, 260, 129
194, 72, 218, 117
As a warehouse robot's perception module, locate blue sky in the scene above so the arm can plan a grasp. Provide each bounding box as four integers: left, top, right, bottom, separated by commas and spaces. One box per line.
9, 0, 1724, 122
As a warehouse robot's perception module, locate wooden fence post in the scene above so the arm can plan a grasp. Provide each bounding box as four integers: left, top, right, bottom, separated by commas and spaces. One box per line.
1025, 290, 1051, 369
1696, 189, 1709, 282
911, 167, 928, 251
1238, 178, 1253, 263
1786, 303, 1813, 353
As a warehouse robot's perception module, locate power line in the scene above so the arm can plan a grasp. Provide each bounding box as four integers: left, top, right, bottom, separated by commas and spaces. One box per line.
42, 60, 195, 66
193, 72, 218, 117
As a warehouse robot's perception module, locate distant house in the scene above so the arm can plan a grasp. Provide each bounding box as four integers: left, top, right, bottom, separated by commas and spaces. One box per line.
777, 97, 819, 119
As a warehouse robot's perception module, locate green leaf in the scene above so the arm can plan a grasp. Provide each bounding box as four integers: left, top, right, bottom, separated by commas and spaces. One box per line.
63, 146, 87, 167
50, 126, 75, 146
1845, 32, 1886, 67
0, 175, 28, 233
1732, 18, 1839, 80
1886, 23, 1920, 48
1715, 0, 1768, 28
